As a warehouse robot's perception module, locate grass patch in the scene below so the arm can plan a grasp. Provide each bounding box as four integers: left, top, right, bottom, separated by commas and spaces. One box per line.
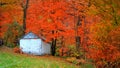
0, 46, 95, 68
0, 51, 79, 68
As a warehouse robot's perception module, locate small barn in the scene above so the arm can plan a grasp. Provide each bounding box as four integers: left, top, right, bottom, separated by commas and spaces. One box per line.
20, 32, 51, 55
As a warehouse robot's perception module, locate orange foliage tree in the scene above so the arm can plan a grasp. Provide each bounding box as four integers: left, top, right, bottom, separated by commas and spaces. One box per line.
25, 0, 70, 55
0, 0, 90, 56
0, 0, 22, 38
25, 0, 89, 56
85, 0, 120, 67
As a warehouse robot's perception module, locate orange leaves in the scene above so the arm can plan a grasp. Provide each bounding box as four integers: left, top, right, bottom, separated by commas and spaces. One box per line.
13, 47, 21, 53
87, 44, 120, 63
86, 17, 120, 67
85, 3, 120, 66
59, 47, 69, 56
0, 0, 23, 37
25, 0, 70, 42
108, 27, 120, 46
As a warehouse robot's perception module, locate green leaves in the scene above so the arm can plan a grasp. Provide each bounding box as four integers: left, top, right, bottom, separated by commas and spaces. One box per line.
4, 21, 23, 47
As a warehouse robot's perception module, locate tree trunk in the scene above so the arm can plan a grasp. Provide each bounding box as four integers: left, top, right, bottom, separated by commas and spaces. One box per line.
51, 30, 57, 56
74, 16, 81, 52
0, 26, 1, 38
22, 0, 29, 35
76, 36, 81, 51
51, 38, 57, 56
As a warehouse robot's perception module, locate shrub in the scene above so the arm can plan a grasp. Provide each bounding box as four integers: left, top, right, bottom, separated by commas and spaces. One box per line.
13, 47, 22, 53
67, 45, 84, 59
55, 46, 60, 56
4, 21, 23, 48
59, 47, 69, 56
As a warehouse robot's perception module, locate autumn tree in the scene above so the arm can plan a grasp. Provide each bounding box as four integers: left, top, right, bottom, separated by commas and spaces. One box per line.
86, 0, 120, 67
0, 0, 22, 38
21, 0, 90, 56
25, 0, 70, 56
0, 0, 30, 36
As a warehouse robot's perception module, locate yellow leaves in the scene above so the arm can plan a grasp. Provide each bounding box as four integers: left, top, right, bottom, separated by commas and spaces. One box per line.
87, 5, 98, 15
0, 0, 21, 10
66, 57, 76, 63
0, 0, 16, 4
47, 18, 52, 23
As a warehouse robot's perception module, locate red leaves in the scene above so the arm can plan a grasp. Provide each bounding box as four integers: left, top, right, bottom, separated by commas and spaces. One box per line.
13, 47, 22, 53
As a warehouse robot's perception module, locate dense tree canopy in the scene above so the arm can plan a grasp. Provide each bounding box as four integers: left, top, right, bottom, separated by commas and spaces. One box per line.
0, 0, 120, 67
